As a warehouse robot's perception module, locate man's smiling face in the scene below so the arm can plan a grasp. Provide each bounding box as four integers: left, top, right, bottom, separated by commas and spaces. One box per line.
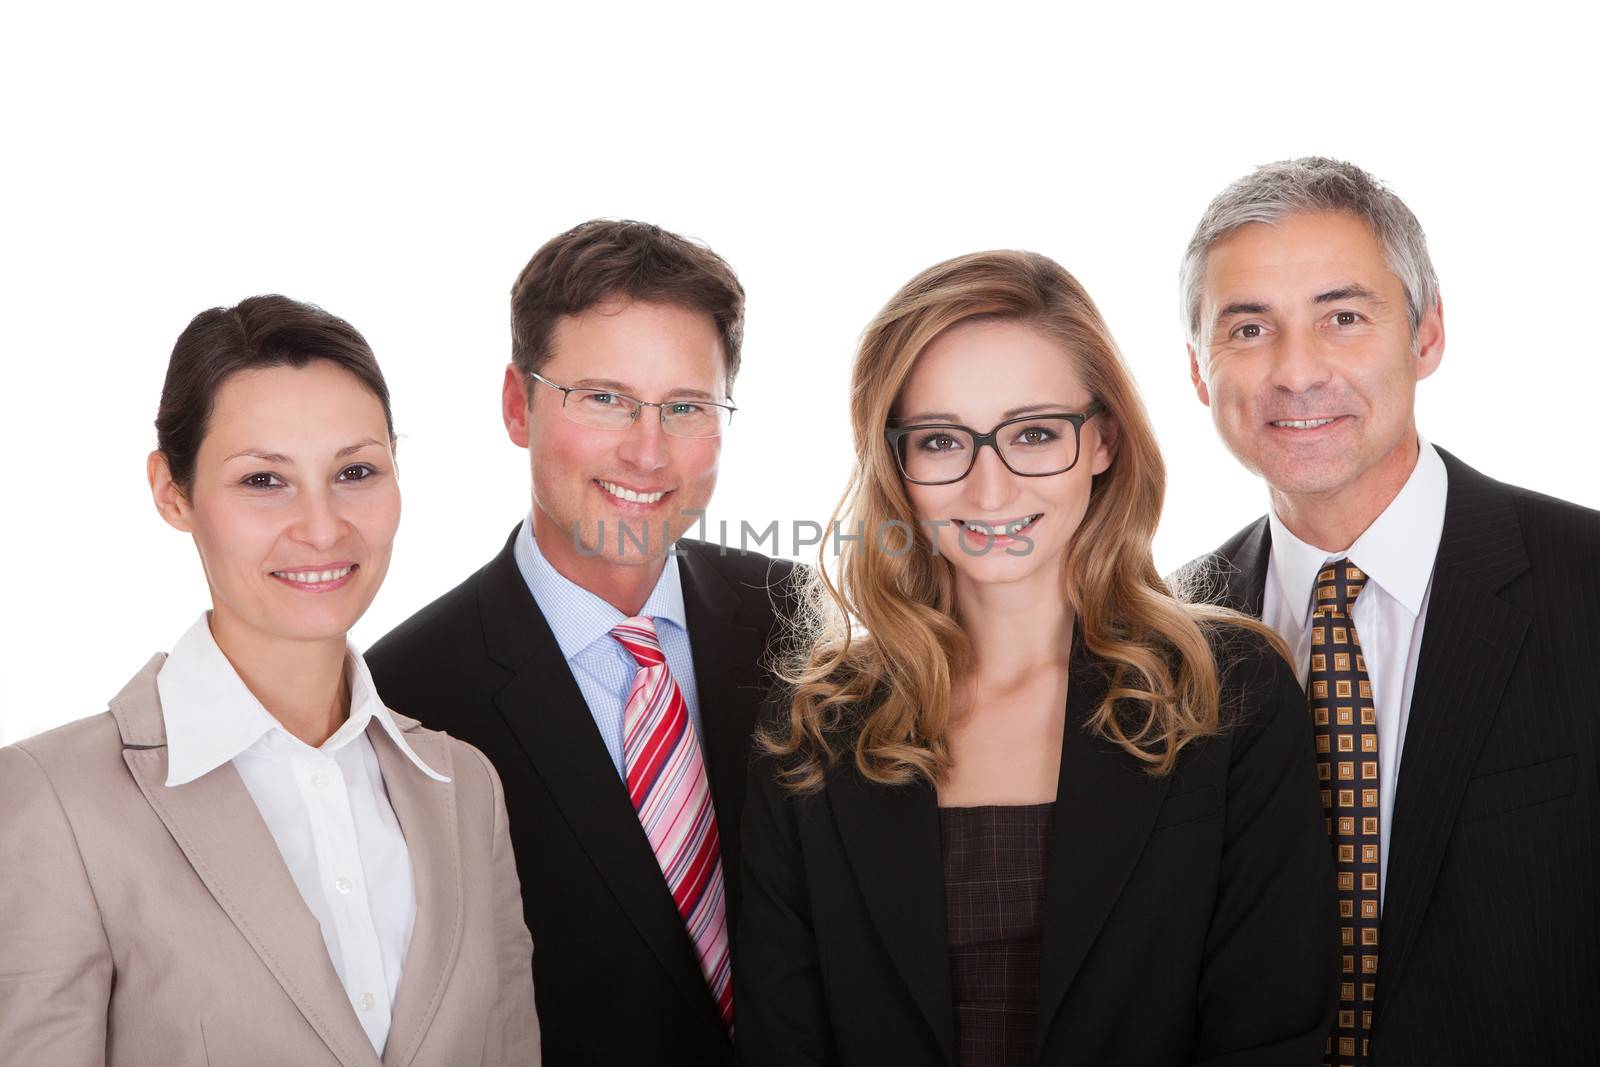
1190, 210, 1443, 503
507, 297, 726, 575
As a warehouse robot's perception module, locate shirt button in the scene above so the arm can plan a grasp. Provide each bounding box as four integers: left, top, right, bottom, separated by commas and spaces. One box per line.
310, 772, 330, 789
359, 992, 376, 1012
334, 877, 353, 895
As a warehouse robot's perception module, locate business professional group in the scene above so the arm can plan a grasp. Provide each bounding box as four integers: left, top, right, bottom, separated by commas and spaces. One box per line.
1, 155, 1595, 1067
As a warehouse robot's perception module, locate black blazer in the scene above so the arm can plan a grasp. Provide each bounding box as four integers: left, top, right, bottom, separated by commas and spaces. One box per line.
1178, 448, 1600, 1066
367, 526, 800, 1067
737, 629, 1339, 1066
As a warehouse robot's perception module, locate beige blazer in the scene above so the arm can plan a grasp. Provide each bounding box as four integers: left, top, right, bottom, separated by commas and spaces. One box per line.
0, 654, 539, 1067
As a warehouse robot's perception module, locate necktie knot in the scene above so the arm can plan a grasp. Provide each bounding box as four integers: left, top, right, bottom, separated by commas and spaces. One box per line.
612, 616, 664, 667
1313, 557, 1367, 618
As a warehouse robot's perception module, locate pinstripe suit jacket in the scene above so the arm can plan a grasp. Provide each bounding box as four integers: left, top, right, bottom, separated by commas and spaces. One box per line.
1178, 448, 1600, 1066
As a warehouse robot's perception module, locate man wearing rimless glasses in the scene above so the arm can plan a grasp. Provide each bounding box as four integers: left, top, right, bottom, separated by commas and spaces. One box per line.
367, 220, 798, 1067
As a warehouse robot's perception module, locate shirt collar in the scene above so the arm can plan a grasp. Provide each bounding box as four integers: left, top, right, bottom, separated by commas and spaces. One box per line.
1267, 438, 1448, 623
159, 613, 449, 786
512, 514, 689, 661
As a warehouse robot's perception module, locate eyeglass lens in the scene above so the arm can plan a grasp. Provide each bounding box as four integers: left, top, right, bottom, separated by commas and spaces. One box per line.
563, 388, 730, 438
898, 417, 1080, 482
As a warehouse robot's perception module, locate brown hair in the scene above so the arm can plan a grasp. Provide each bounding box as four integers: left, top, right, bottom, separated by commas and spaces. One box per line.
763, 250, 1282, 791
155, 294, 393, 495
510, 219, 745, 386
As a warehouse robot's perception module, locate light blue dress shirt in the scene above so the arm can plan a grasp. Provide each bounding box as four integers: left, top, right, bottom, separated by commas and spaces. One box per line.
512, 515, 704, 779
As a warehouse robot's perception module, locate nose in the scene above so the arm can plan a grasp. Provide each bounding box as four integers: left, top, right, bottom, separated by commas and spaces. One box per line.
616, 407, 670, 471
1268, 325, 1333, 395
290, 485, 345, 551
964, 442, 1020, 514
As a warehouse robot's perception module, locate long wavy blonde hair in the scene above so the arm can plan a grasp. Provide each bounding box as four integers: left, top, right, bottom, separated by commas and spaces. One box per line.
762, 250, 1279, 792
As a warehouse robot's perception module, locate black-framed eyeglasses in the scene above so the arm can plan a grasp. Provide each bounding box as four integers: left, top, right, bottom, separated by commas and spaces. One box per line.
527, 371, 737, 439
885, 402, 1105, 485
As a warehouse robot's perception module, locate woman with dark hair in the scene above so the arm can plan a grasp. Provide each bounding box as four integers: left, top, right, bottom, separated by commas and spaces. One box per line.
0, 295, 539, 1065
737, 252, 1337, 1066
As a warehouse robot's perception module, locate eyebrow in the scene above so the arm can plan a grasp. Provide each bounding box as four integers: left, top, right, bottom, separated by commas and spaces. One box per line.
572, 378, 718, 401
899, 402, 1087, 424
1215, 301, 1271, 321
337, 437, 387, 457
224, 438, 385, 465
1313, 283, 1383, 305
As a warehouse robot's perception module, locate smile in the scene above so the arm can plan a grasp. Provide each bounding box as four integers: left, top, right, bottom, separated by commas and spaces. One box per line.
1270, 417, 1342, 429
270, 564, 358, 589
596, 479, 670, 505
956, 514, 1042, 537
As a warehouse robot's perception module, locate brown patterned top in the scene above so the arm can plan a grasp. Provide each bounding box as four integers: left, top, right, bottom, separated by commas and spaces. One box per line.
939, 802, 1053, 1067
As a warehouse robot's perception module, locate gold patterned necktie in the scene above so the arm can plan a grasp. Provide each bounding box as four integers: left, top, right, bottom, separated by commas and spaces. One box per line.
1308, 558, 1379, 1067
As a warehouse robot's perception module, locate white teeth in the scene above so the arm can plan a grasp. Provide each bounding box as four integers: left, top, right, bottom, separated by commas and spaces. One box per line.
1273, 418, 1337, 429
275, 566, 352, 584
961, 515, 1040, 534
598, 480, 666, 504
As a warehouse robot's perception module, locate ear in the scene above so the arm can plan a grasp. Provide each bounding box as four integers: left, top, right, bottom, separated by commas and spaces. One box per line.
148, 450, 194, 532
1188, 343, 1212, 407
502, 364, 532, 447
1089, 412, 1120, 476
1414, 297, 1445, 382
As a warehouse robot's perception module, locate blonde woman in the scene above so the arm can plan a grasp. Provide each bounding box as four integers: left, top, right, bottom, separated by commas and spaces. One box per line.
737, 252, 1337, 1066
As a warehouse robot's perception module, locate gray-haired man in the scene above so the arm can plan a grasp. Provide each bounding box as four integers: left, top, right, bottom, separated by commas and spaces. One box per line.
1179, 157, 1599, 1067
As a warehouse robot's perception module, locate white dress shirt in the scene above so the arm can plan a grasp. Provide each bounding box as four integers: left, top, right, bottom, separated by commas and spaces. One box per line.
157, 613, 450, 1055
511, 515, 704, 778
1262, 439, 1448, 908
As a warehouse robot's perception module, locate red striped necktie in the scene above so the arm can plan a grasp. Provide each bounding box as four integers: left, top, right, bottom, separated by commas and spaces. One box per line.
612, 617, 734, 1031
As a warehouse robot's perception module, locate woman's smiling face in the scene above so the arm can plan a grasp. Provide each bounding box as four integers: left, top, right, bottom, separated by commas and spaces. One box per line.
894, 318, 1114, 594
153, 360, 400, 649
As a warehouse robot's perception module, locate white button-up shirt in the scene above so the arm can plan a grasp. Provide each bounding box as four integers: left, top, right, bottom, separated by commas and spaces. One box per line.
1262, 439, 1448, 907
158, 614, 450, 1055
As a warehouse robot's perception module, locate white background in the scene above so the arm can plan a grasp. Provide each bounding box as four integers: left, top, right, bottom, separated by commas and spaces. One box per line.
3, 2, 1596, 743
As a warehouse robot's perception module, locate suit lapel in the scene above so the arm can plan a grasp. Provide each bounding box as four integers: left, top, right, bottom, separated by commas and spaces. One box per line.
1377, 451, 1530, 1024
374, 725, 461, 1067
1213, 516, 1271, 617
825, 758, 955, 1064
476, 531, 726, 1035
678, 542, 766, 925
1036, 646, 1173, 1052
112, 666, 380, 1067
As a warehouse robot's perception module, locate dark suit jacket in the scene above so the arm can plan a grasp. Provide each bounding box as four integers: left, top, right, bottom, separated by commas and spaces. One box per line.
737, 629, 1339, 1066
1177, 448, 1600, 1066
367, 527, 800, 1067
